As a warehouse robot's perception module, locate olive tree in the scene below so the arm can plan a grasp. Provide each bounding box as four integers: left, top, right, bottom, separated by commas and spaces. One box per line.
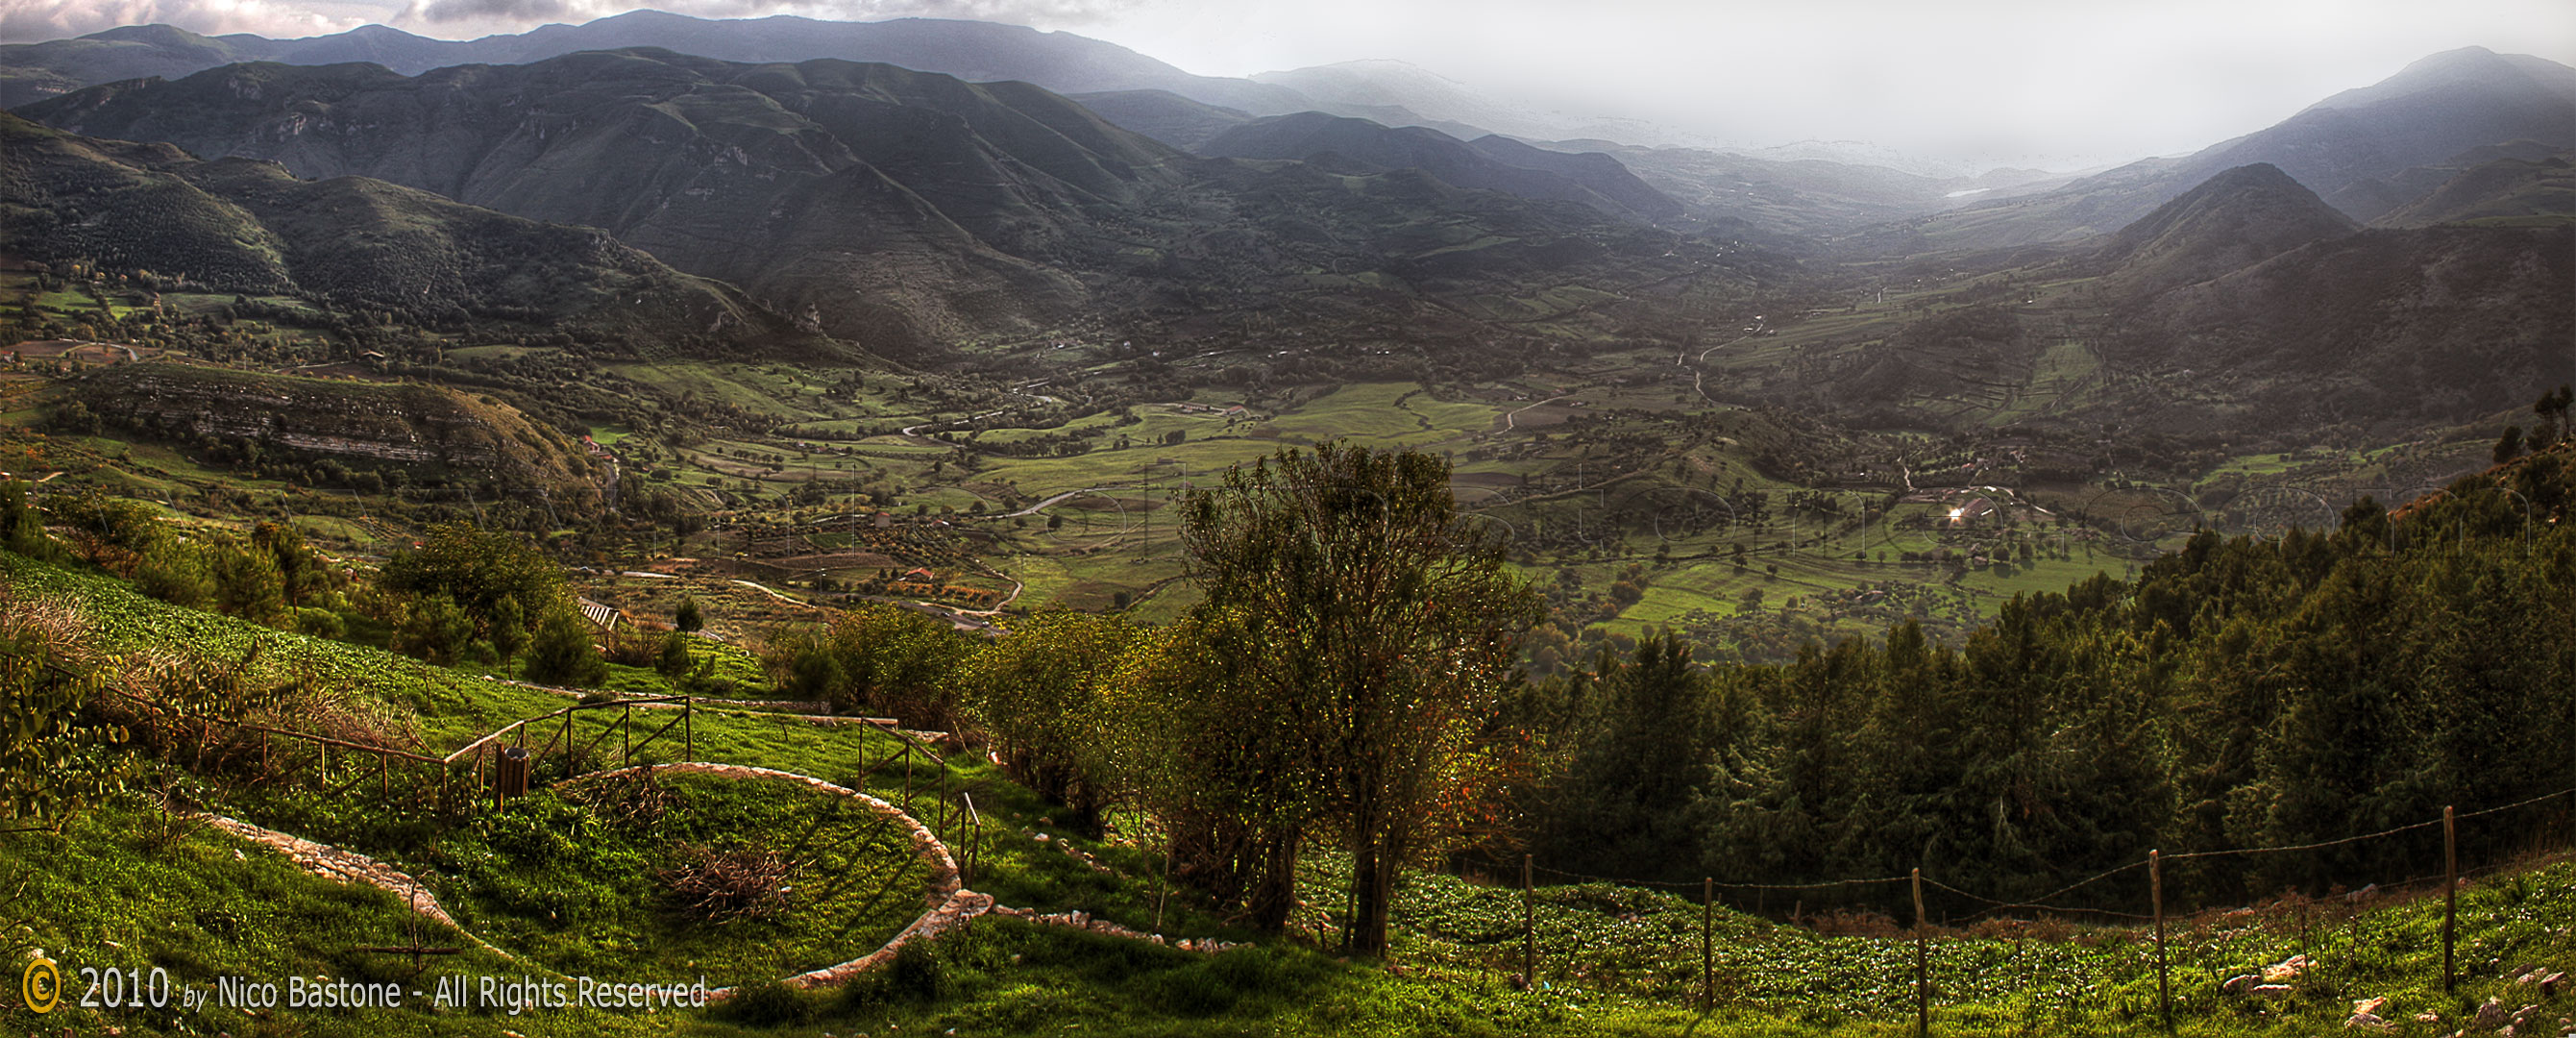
1178, 443, 1541, 953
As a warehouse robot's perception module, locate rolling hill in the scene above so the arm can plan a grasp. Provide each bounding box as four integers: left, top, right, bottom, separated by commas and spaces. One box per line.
2106, 221, 2575, 434
74, 362, 607, 496
0, 111, 833, 359
2083, 162, 2360, 297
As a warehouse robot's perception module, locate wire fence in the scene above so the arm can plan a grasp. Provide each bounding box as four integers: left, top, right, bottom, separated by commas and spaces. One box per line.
1453, 784, 2576, 1030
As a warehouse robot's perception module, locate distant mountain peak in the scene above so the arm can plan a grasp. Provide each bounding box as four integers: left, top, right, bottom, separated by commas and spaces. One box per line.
2302, 45, 2576, 114
2093, 161, 2358, 295
2195, 161, 2303, 190
84, 24, 220, 45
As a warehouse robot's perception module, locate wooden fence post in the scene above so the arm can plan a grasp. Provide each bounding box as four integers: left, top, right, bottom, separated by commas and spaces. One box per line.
1154, 842, 1171, 934
1522, 854, 1535, 987
683, 698, 694, 762
623, 704, 633, 768
1702, 877, 1714, 1012
2151, 850, 2170, 1029
1913, 868, 1929, 1038
2443, 805, 2457, 993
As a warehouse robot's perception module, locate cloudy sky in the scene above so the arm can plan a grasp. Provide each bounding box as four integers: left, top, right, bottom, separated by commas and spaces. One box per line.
5, 0, 2570, 170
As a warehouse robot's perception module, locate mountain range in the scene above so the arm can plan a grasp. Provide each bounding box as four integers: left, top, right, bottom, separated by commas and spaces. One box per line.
0, 12, 2059, 206
1819, 157, 2572, 436
0, 110, 830, 358
17, 48, 1733, 357
6, 12, 2565, 438
1856, 46, 2576, 255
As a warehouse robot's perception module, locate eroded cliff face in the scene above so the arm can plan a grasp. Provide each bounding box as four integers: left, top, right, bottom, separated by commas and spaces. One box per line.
80, 363, 604, 503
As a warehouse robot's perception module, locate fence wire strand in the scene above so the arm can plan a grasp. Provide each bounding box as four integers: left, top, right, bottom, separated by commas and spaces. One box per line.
1474, 783, 2575, 922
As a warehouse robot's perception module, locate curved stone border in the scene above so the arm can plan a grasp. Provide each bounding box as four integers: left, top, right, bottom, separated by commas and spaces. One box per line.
983, 905, 1245, 954
200, 762, 1243, 1001
197, 814, 517, 960
564, 762, 991, 996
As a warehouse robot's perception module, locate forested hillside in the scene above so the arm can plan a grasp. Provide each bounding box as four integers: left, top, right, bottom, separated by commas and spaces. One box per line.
1529, 439, 2576, 912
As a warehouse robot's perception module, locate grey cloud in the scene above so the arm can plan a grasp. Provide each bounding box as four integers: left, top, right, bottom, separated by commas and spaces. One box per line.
652, 0, 1147, 26
409, 0, 575, 23
1, 0, 361, 40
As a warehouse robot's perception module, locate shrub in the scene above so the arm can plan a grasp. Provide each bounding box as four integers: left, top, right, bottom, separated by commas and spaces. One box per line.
290, 606, 344, 639
524, 601, 605, 686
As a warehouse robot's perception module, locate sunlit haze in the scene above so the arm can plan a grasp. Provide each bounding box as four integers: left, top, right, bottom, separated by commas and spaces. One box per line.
4, 0, 2572, 172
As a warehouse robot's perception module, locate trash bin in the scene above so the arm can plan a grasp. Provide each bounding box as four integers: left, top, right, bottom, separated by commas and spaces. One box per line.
496, 746, 530, 798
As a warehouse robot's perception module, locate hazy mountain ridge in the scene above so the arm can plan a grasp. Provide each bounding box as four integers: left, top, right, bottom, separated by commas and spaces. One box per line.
1198, 111, 1681, 222
2321, 138, 2567, 219
1249, 59, 1561, 141
2368, 150, 2575, 228
1068, 89, 1252, 150
1857, 46, 2576, 255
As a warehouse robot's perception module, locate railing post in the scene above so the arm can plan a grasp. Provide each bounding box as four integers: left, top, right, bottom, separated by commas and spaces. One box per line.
1702, 877, 1714, 1012
683, 697, 694, 761
1155, 843, 1171, 934
1522, 854, 1535, 986
2152, 850, 2170, 1030
2443, 805, 2458, 993
623, 703, 633, 768
1913, 868, 1929, 1038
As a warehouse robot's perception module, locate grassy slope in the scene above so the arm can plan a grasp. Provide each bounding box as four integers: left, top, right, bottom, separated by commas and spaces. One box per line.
8, 548, 2574, 1037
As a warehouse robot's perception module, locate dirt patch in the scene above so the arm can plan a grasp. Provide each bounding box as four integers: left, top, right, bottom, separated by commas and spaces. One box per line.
769, 551, 897, 570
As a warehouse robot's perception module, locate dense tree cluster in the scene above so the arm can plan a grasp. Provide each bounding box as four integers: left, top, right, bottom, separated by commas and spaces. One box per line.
378, 522, 600, 683
45, 489, 341, 630
1526, 445, 2576, 914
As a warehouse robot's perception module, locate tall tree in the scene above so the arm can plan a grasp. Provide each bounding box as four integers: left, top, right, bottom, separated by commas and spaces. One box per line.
1179, 443, 1541, 954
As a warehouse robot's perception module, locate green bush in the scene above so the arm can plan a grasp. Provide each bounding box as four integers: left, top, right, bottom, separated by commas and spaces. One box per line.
524, 601, 605, 686
291, 606, 343, 638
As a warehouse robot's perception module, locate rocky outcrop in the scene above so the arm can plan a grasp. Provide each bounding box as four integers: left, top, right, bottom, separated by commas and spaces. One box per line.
77, 362, 599, 498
